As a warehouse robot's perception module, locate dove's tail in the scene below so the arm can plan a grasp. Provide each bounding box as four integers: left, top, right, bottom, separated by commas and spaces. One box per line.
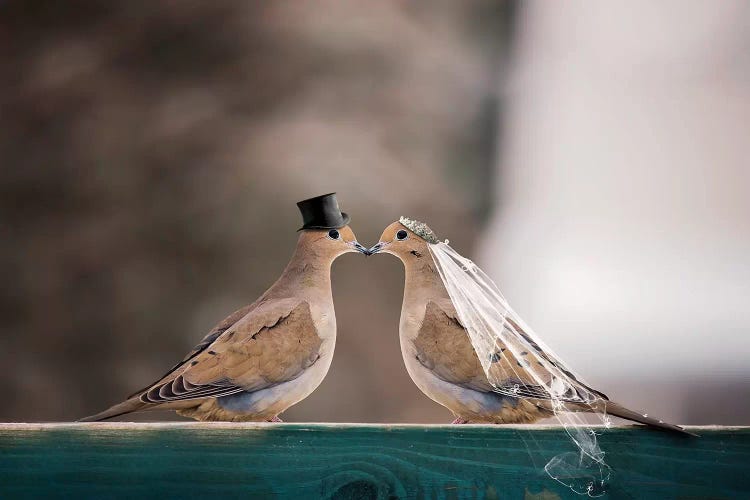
78, 397, 148, 422
602, 401, 697, 436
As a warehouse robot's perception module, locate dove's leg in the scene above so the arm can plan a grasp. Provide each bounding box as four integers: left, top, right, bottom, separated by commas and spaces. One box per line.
451, 417, 470, 424
266, 415, 283, 422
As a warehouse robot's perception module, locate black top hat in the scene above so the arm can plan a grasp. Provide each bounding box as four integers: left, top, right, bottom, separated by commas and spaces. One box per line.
297, 193, 350, 230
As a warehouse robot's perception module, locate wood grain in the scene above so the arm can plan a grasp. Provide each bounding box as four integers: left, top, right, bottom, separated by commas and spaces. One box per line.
0, 423, 747, 499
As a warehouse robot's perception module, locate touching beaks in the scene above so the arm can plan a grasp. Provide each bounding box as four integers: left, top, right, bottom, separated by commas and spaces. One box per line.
368, 242, 387, 255
349, 241, 371, 255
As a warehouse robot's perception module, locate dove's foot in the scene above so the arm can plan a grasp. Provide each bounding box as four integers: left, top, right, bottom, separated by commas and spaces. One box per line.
266, 416, 283, 423
451, 418, 470, 424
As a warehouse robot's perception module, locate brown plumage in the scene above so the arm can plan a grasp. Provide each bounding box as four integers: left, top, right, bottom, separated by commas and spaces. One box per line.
81, 224, 367, 422
370, 220, 692, 435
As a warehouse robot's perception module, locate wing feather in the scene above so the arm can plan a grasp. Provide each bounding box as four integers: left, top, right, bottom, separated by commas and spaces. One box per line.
134, 299, 323, 404
415, 300, 603, 404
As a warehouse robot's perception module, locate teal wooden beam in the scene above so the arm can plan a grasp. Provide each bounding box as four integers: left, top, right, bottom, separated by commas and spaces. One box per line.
0, 423, 747, 499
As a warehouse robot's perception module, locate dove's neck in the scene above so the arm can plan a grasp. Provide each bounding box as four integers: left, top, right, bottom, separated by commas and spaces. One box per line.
402, 256, 450, 306
266, 244, 334, 303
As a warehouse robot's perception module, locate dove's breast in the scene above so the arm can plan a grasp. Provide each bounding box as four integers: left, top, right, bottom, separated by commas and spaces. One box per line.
399, 303, 470, 412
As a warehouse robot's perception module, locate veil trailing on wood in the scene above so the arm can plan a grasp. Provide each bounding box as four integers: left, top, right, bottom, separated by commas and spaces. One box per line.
428, 240, 611, 497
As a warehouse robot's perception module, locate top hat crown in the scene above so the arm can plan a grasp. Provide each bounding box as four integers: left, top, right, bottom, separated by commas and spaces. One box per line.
297, 193, 350, 230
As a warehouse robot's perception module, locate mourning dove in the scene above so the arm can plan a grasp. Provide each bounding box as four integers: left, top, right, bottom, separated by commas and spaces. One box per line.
81, 193, 368, 422
369, 219, 690, 434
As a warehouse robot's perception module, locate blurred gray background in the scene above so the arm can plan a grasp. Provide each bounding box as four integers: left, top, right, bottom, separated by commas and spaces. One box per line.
1, 0, 747, 424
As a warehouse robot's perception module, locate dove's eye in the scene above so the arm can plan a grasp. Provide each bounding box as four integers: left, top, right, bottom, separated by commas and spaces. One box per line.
328, 229, 340, 240
396, 230, 408, 241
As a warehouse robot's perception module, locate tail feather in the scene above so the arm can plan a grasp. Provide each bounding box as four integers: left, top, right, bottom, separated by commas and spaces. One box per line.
78, 397, 148, 422
604, 402, 697, 436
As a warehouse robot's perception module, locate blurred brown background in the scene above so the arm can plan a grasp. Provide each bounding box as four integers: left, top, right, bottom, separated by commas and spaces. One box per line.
1, 1, 747, 424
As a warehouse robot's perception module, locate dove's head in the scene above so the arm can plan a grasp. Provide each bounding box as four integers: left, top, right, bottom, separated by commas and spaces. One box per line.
299, 225, 369, 259
295, 193, 368, 260
368, 217, 438, 262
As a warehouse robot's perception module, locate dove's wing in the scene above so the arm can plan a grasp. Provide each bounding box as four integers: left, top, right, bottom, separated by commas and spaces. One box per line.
134, 298, 323, 404
414, 300, 495, 392
415, 300, 606, 403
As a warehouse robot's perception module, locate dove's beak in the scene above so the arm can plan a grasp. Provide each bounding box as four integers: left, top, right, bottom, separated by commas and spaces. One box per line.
368, 241, 387, 255
349, 241, 371, 255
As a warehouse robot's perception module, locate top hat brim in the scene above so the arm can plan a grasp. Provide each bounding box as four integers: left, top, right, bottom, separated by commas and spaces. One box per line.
298, 212, 350, 231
